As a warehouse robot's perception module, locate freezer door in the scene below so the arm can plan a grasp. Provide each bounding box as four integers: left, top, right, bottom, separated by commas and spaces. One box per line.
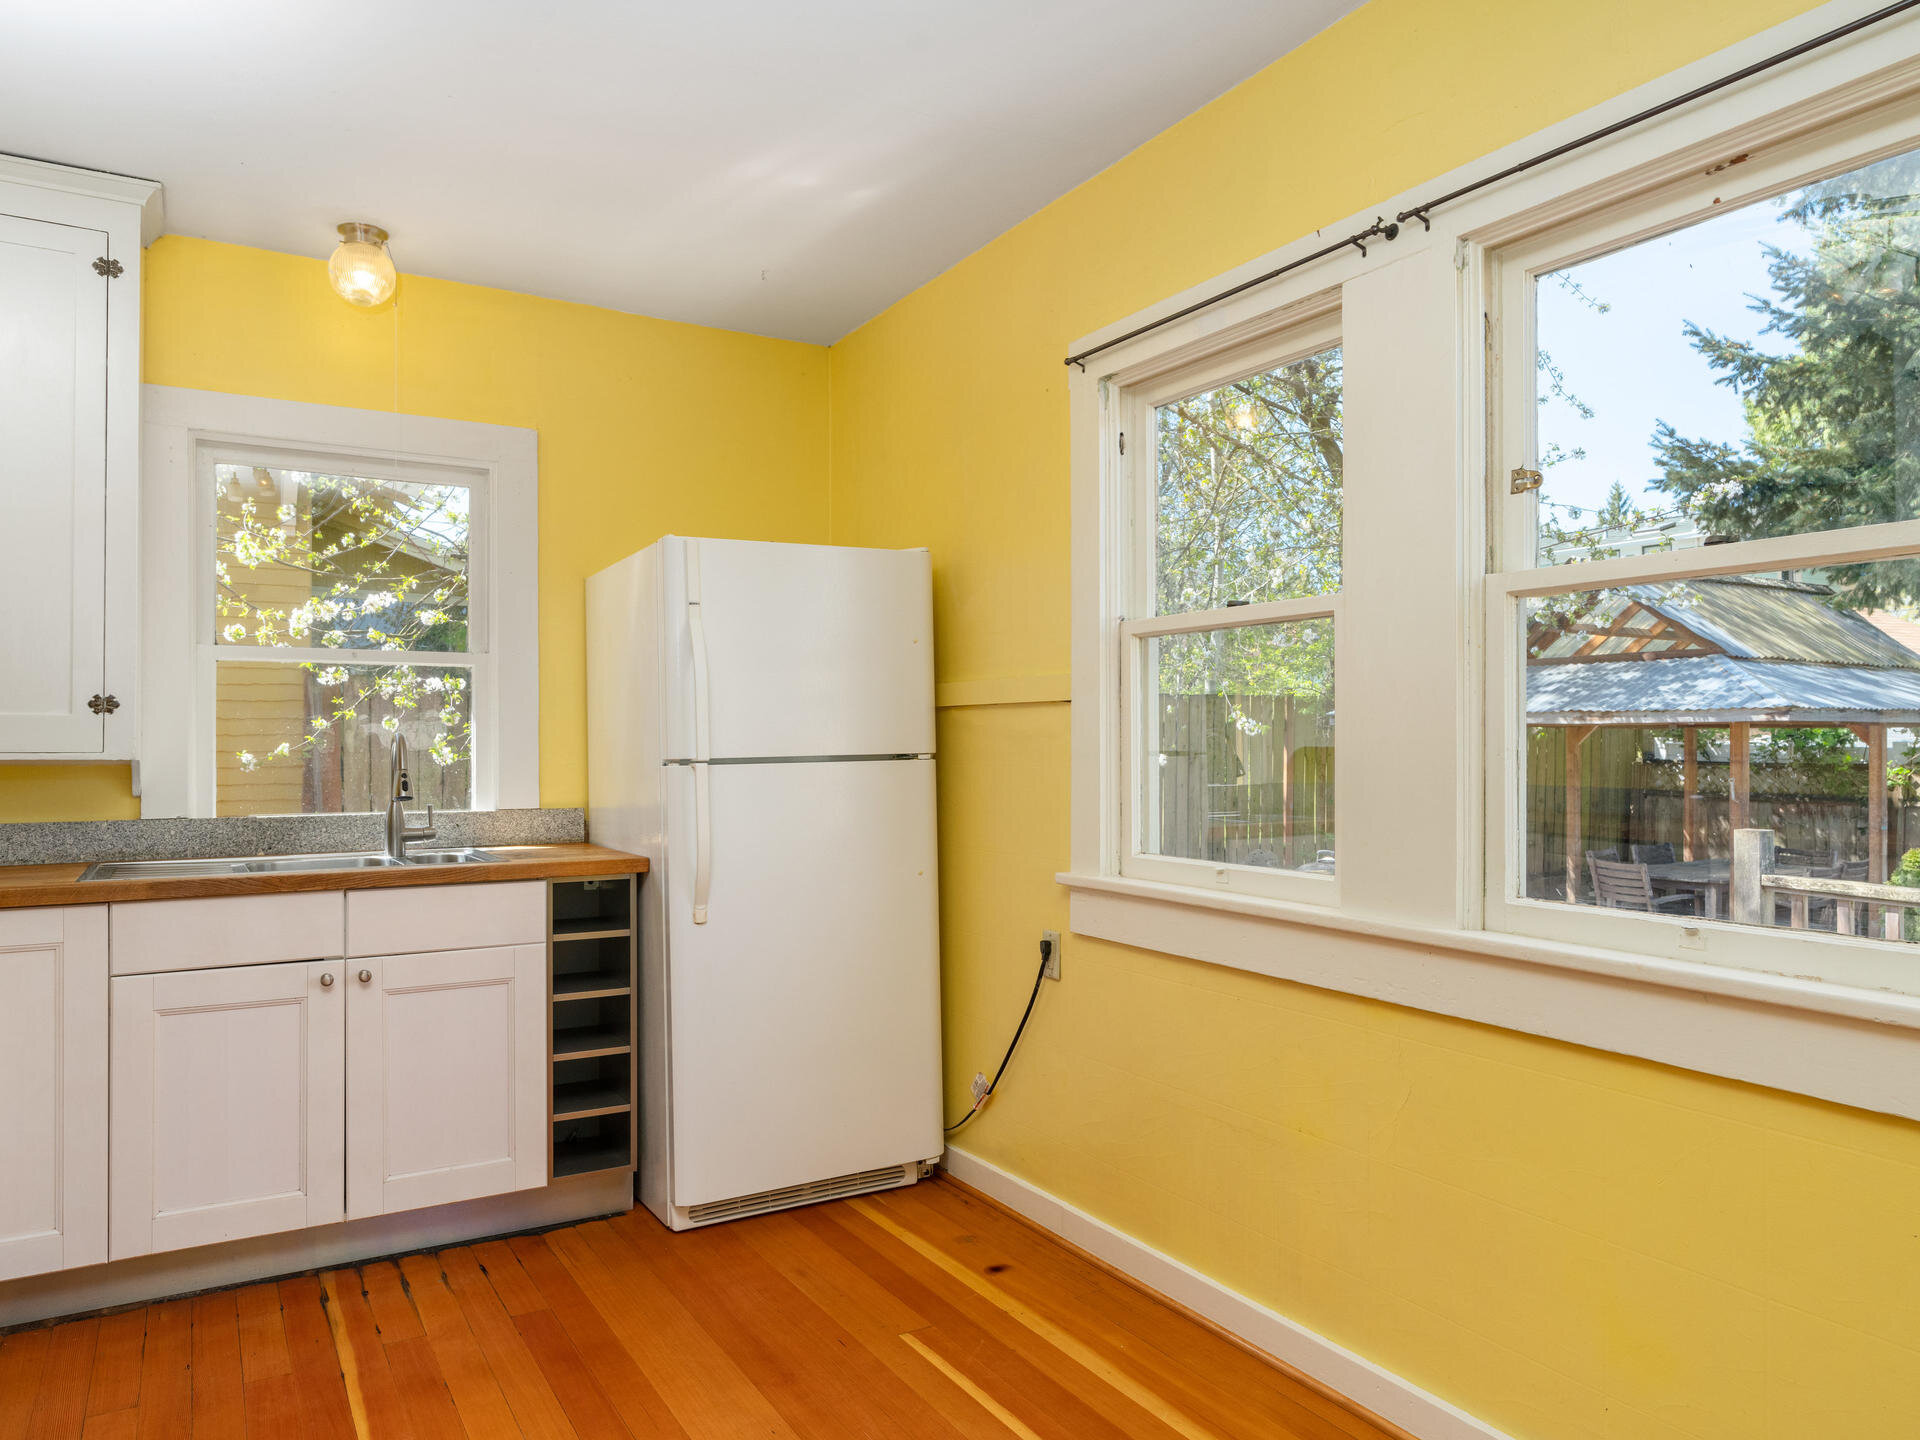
662, 758, 941, 1207
661, 537, 935, 761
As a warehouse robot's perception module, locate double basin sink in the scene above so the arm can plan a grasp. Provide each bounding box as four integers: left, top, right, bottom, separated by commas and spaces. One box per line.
79, 848, 502, 881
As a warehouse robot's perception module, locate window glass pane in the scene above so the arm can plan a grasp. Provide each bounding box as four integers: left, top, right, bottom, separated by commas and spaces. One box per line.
1140, 620, 1334, 872
214, 661, 471, 817
1520, 557, 1920, 940
1534, 145, 1920, 566
1155, 344, 1341, 612
215, 465, 471, 651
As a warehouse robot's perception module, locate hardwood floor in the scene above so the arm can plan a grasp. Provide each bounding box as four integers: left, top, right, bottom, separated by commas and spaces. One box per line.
0, 1178, 1405, 1440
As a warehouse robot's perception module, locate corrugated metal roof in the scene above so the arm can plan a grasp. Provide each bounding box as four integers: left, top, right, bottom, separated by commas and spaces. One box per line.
1527, 654, 1920, 724
1531, 576, 1920, 671
1648, 577, 1920, 668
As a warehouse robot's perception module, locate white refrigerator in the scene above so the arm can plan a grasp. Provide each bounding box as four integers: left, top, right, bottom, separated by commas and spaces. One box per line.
585, 536, 943, 1229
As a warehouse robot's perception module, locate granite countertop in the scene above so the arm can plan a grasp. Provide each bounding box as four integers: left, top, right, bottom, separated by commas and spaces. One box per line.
0, 843, 646, 909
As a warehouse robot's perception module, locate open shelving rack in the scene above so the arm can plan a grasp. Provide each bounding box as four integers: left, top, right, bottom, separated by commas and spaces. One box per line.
548, 873, 639, 1179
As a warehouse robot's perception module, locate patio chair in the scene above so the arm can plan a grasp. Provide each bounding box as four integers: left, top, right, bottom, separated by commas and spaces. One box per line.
1775, 846, 1838, 874
1587, 856, 1698, 915
1629, 842, 1675, 865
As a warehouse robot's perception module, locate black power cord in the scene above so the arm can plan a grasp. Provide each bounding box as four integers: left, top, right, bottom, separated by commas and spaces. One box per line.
946, 937, 1053, 1134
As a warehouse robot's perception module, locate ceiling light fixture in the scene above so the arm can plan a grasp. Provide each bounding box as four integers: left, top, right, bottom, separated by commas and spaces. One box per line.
328, 222, 396, 307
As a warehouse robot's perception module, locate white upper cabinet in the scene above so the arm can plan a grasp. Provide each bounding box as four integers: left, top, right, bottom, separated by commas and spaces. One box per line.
0, 215, 107, 753
0, 157, 159, 760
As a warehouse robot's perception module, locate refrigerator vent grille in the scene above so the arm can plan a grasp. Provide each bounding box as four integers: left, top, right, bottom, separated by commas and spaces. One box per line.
686, 1165, 910, 1225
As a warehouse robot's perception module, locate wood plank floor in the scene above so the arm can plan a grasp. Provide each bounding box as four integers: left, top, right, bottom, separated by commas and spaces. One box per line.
0, 1178, 1406, 1440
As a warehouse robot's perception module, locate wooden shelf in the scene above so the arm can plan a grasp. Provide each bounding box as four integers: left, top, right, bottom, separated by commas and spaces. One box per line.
552, 1137, 632, 1179
549, 873, 639, 1181
553, 1026, 630, 1059
553, 970, 632, 1000
554, 918, 631, 941
553, 1080, 632, 1121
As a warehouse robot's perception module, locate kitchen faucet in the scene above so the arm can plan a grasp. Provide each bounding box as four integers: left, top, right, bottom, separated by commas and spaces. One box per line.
385, 733, 438, 860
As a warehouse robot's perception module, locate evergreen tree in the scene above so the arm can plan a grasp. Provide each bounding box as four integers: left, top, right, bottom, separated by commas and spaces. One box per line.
1596, 479, 1635, 531
1651, 148, 1920, 608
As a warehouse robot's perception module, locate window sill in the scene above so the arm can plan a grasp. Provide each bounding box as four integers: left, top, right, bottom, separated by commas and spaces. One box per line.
1057, 870, 1920, 1122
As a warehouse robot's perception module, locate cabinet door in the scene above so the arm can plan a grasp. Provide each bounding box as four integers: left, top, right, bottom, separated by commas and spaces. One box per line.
0, 908, 107, 1280
0, 211, 110, 754
346, 945, 546, 1219
110, 960, 345, 1259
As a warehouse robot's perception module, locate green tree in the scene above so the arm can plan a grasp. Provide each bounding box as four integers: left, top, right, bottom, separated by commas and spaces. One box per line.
217, 467, 472, 783
1153, 347, 1341, 704
1651, 148, 1920, 608
1596, 479, 1636, 530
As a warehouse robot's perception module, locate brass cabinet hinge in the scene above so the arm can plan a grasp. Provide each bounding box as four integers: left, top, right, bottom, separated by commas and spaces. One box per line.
92, 256, 123, 278
88, 693, 120, 715
1509, 467, 1543, 494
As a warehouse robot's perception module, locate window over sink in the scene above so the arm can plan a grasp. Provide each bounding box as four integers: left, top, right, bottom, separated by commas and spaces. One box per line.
211, 455, 480, 815
140, 387, 539, 818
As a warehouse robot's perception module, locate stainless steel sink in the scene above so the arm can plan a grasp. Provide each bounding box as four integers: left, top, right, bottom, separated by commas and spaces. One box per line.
400, 848, 501, 865
79, 857, 254, 880
80, 851, 405, 880
252, 852, 408, 873
79, 847, 502, 880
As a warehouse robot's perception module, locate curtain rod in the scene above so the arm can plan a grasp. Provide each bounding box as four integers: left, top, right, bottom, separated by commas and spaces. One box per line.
1064, 0, 1920, 371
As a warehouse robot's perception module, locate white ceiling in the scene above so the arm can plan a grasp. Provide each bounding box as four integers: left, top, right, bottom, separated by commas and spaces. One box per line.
1, 1, 1359, 344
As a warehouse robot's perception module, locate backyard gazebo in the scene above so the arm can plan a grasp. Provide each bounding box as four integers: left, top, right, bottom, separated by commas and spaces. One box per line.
1526, 574, 1920, 903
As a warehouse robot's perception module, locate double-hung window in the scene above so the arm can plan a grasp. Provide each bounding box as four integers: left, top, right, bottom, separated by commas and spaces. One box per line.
140, 386, 539, 819
1485, 104, 1920, 992
1116, 312, 1343, 902
205, 445, 486, 817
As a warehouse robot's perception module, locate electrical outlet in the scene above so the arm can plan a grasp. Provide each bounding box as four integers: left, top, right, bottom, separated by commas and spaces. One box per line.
1042, 930, 1061, 981
970, 1071, 990, 1102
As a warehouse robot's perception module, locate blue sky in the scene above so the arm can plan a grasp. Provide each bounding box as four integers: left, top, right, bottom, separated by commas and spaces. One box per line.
1534, 196, 1811, 521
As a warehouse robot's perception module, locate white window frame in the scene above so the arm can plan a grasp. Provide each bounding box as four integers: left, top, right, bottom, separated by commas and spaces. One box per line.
1482, 74, 1920, 996
140, 386, 539, 818
1062, 3, 1920, 1126
1115, 314, 1344, 905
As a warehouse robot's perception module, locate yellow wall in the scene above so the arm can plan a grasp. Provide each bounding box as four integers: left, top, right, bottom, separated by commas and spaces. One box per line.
829, 1, 1920, 1436
0, 236, 829, 821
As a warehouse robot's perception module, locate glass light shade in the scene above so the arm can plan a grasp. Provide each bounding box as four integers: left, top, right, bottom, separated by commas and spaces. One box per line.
328, 222, 396, 307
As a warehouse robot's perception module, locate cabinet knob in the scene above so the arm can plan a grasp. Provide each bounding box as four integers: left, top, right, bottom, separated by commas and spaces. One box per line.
319, 972, 334, 988
358, 969, 372, 984
88, 693, 119, 715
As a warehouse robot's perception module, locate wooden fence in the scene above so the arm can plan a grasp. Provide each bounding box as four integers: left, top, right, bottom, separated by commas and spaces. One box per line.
1149, 692, 1334, 869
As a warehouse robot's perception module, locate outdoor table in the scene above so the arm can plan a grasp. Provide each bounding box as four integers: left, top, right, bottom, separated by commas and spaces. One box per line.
1645, 859, 1731, 919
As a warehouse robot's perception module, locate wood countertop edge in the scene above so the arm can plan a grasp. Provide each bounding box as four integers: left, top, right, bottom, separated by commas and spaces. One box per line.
0, 843, 647, 910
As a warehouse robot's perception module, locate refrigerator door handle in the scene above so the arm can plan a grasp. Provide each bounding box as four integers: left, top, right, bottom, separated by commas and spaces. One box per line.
691, 760, 713, 924
687, 540, 714, 923
686, 540, 713, 764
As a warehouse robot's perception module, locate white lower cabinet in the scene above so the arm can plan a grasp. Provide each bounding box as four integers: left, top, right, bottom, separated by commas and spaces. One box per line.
346, 945, 548, 1219
0, 908, 107, 1280
111, 942, 548, 1260
110, 959, 345, 1259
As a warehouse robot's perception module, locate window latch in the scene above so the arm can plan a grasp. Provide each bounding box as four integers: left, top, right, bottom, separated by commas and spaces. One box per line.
1509, 467, 1543, 494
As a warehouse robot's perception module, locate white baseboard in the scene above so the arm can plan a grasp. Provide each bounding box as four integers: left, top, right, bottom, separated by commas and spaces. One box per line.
941, 1147, 1510, 1440
0, 1171, 631, 1329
